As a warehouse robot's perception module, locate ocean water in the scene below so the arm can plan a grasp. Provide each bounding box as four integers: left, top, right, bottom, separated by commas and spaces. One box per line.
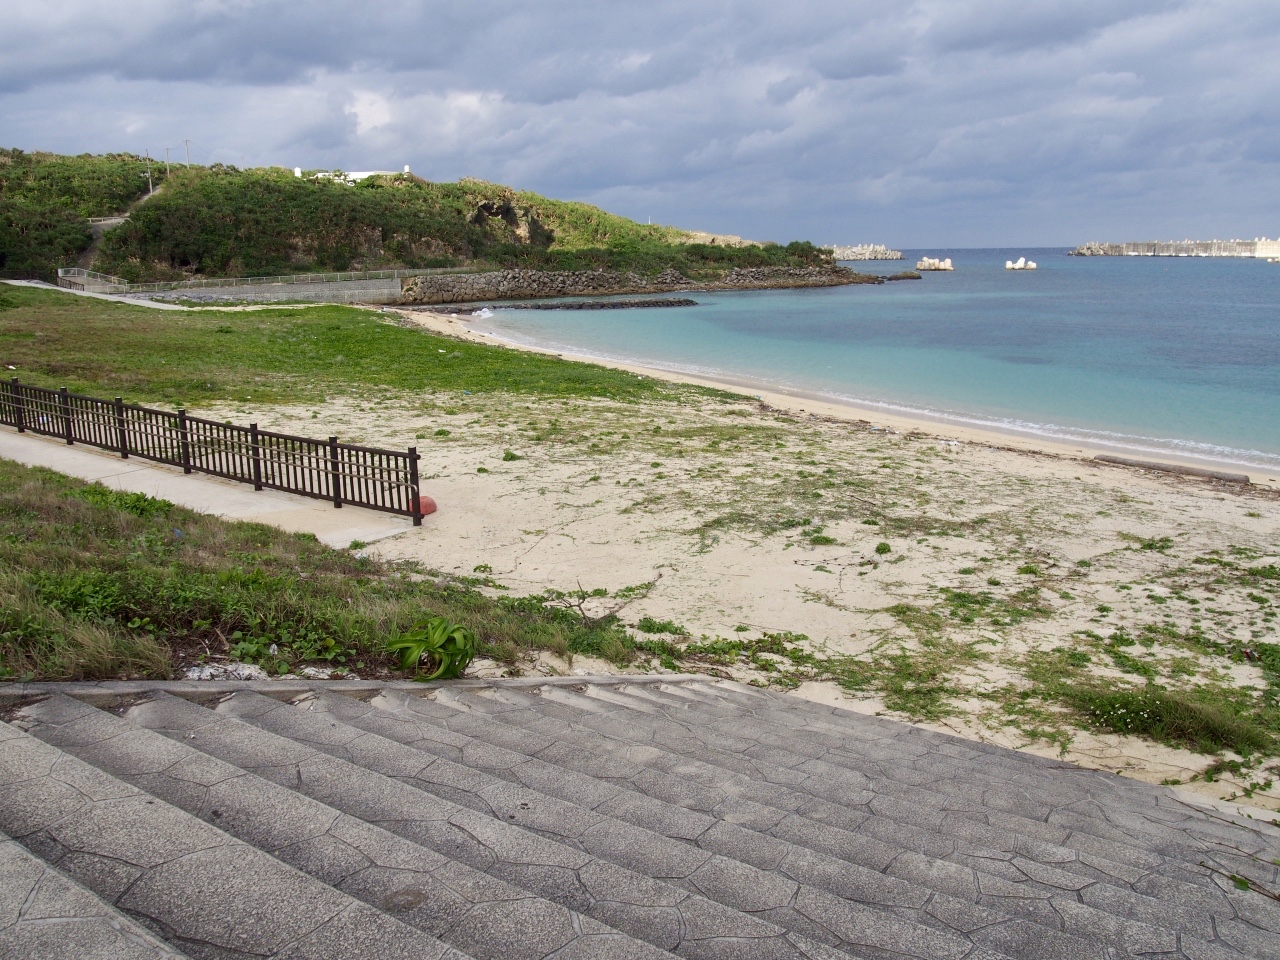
471, 249, 1280, 473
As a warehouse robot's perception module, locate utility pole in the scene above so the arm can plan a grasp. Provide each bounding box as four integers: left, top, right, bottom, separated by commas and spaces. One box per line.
164, 147, 170, 176
143, 151, 154, 195
183, 140, 191, 167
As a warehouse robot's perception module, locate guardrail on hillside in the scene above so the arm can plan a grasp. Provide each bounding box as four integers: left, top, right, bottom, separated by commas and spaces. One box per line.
0, 379, 426, 524
56, 265, 480, 295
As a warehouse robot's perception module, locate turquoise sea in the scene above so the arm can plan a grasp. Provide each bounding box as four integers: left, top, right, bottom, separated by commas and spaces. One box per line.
473, 249, 1280, 474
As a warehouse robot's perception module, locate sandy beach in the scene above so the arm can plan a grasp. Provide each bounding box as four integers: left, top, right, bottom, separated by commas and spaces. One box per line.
204, 304, 1280, 815
397, 306, 1280, 485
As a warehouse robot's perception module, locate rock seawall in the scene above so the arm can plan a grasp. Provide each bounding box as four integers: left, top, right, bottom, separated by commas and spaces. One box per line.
398, 266, 871, 304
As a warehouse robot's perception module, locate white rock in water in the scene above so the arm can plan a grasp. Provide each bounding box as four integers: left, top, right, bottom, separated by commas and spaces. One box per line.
915, 256, 955, 271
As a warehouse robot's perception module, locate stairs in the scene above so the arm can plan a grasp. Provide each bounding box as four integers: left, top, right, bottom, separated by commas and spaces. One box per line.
1, 677, 1277, 960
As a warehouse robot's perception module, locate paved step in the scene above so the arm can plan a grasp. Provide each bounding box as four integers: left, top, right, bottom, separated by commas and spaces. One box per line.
0, 678, 1276, 960
9, 692, 677, 960
668, 680, 1270, 850
563, 686, 1280, 916
607, 684, 1280, 895
301, 686, 1198, 957
0, 717, 471, 960
117, 690, 863, 960
556, 680, 1228, 860
0, 832, 188, 959
493, 679, 1271, 882
591, 682, 1276, 896
427, 684, 1280, 957
165, 688, 1036, 960
432, 682, 1242, 898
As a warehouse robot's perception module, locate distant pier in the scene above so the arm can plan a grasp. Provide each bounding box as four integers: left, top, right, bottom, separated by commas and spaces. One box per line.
1071, 238, 1280, 258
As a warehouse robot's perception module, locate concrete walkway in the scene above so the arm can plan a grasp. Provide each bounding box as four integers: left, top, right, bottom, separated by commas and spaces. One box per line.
2, 278, 188, 310
0, 429, 414, 548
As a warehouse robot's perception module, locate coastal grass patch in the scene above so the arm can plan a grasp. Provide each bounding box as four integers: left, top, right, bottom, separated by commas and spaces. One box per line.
1062, 686, 1274, 756
1014, 634, 1279, 757
0, 285, 676, 406
0, 457, 648, 680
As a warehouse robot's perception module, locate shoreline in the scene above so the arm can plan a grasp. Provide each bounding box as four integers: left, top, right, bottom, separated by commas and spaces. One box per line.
391, 306, 1280, 488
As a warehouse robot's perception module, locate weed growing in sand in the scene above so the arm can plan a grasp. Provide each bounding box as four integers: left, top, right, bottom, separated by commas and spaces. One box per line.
635, 617, 689, 635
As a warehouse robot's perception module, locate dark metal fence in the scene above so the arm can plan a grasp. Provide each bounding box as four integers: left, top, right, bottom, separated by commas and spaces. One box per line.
0, 379, 425, 524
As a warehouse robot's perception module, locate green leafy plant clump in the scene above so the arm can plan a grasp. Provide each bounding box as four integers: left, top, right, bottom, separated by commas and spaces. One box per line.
386, 617, 476, 680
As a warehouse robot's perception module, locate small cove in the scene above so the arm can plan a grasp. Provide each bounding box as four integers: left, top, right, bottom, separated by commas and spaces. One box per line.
470, 248, 1280, 472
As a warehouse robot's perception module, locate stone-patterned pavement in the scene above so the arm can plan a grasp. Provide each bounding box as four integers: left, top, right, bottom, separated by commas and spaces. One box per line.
1, 676, 1277, 959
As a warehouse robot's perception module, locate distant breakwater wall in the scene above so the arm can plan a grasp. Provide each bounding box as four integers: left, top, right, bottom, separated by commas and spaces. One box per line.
398, 266, 873, 304
1071, 239, 1280, 258
831, 244, 903, 260
132, 265, 872, 306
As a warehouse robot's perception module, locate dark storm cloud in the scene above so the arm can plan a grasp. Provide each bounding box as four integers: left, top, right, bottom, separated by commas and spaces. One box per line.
2, 0, 1278, 245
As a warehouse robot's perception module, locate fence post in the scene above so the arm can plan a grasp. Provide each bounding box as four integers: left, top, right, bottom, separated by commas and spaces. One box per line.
408, 446, 423, 526
58, 387, 74, 445
328, 437, 343, 508
114, 397, 129, 459
250, 424, 263, 490
9, 379, 24, 433
177, 409, 192, 473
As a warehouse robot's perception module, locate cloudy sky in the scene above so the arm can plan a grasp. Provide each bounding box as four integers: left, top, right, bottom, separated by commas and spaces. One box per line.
4, 0, 1279, 246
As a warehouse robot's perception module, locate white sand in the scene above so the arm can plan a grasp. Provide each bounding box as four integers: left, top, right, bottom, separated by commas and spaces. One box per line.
209, 306, 1280, 814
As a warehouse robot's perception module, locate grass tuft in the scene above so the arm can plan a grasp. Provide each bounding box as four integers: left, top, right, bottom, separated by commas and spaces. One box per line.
1063, 686, 1273, 756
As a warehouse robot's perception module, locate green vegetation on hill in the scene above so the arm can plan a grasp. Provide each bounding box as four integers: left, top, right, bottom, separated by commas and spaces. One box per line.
1, 149, 833, 281
0, 285, 678, 406
0, 149, 165, 279
96, 167, 831, 281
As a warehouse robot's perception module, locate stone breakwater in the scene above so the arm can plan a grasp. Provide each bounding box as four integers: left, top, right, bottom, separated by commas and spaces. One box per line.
831, 243, 903, 260
398, 266, 872, 304
498, 297, 699, 310
1072, 238, 1280, 258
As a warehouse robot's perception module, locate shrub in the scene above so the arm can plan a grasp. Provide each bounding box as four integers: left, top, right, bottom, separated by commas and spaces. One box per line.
875, 542, 891, 555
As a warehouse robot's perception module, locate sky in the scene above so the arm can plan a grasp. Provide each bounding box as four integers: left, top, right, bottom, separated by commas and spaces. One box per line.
3, 0, 1279, 247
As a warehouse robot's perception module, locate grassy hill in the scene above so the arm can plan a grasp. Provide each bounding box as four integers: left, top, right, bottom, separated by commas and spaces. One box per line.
0, 149, 167, 279
1, 150, 831, 282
